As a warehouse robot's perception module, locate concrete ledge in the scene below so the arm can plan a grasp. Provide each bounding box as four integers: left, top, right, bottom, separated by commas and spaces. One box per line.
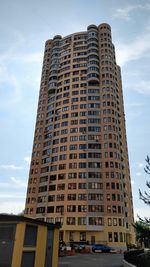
123, 259, 137, 267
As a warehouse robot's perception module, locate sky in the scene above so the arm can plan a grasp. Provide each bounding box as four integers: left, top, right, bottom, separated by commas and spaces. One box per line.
0, 0, 150, 220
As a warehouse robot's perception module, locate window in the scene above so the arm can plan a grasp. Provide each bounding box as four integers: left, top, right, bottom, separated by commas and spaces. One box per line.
89, 217, 104, 225
107, 206, 111, 213
79, 172, 87, 179
107, 194, 110, 201
88, 172, 102, 178
88, 126, 101, 132
21, 252, 35, 267
71, 112, 78, 117
67, 217, 76, 225
39, 185, 47, 192
24, 225, 37, 247
108, 218, 112, 226
78, 205, 87, 212
47, 206, 54, 213
78, 194, 87, 200
120, 232, 123, 242
37, 196, 46, 203
68, 173, 77, 179
108, 232, 113, 242
49, 185, 56, 191
79, 153, 86, 159
80, 119, 87, 124
56, 206, 64, 214
79, 127, 87, 133
58, 174, 65, 180
61, 129, 68, 135
78, 217, 86, 225
70, 128, 78, 133
113, 218, 117, 226
88, 193, 103, 201
59, 164, 66, 170
67, 205, 76, 212
88, 183, 103, 189
112, 194, 116, 201
57, 184, 65, 190
60, 137, 67, 143
70, 136, 78, 141
79, 162, 86, 168
78, 183, 87, 189
69, 163, 77, 169
56, 194, 65, 201
55, 217, 64, 224
79, 144, 87, 150
112, 206, 117, 213
68, 194, 76, 200
114, 232, 118, 242
88, 162, 102, 168
79, 135, 86, 141
88, 205, 104, 212
70, 144, 77, 150
88, 152, 101, 158
49, 175, 57, 181
60, 145, 67, 152
80, 232, 86, 241
68, 183, 76, 189
88, 143, 101, 149
48, 195, 55, 202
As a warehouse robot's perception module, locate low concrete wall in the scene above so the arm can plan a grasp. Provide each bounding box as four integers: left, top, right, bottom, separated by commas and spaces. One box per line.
123, 259, 137, 267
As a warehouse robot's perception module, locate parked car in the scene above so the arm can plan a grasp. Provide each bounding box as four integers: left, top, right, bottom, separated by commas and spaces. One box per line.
71, 243, 85, 252
92, 244, 116, 253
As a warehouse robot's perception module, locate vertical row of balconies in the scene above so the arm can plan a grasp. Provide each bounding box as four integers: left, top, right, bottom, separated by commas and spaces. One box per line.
87, 25, 100, 85
48, 35, 62, 94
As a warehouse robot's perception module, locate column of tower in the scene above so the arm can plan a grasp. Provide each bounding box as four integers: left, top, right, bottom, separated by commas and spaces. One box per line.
25, 23, 135, 248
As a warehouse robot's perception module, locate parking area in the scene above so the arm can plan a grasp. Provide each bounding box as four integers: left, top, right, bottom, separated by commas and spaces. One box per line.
58, 253, 123, 267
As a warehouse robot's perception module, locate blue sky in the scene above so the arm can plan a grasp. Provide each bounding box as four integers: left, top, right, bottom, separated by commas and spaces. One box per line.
0, 0, 150, 219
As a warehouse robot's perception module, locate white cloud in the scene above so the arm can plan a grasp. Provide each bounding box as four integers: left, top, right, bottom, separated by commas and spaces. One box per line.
138, 163, 144, 168
24, 156, 31, 165
0, 192, 25, 199
125, 102, 144, 108
116, 30, 150, 66
0, 164, 23, 170
0, 182, 11, 187
10, 177, 27, 188
136, 172, 142, 177
0, 200, 25, 214
0, 73, 22, 109
133, 80, 150, 95
0, 177, 27, 189
113, 4, 150, 21
17, 52, 43, 64
131, 179, 135, 184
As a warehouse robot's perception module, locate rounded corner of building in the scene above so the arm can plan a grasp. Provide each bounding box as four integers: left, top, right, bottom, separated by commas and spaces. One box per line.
98, 22, 111, 30
45, 39, 52, 47
87, 24, 98, 31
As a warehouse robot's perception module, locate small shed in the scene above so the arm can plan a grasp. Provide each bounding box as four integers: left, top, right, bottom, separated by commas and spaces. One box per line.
0, 214, 60, 267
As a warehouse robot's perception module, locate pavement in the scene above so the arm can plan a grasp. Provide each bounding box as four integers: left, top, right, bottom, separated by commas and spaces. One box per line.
58, 253, 124, 267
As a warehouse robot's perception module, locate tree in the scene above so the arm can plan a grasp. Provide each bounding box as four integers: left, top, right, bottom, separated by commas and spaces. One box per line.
139, 155, 150, 223
134, 221, 150, 248
134, 156, 150, 248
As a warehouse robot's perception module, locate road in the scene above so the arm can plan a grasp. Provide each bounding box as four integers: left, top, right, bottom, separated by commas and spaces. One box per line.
58, 253, 123, 267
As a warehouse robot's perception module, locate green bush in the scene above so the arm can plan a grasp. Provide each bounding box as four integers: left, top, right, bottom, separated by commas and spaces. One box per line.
124, 249, 144, 265
124, 250, 150, 267
137, 252, 150, 267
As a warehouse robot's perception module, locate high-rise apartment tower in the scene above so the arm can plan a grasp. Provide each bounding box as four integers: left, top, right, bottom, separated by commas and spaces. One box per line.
25, 23, 135, 248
